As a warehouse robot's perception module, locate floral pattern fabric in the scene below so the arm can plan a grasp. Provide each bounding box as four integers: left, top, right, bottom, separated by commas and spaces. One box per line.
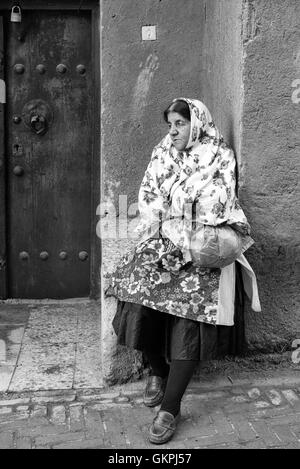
108, 236, 220, 325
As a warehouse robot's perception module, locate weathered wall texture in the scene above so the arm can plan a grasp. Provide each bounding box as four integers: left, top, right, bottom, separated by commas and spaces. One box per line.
239, 0, 300, 351
101, 0, 243, 209
197, 0, 244, 160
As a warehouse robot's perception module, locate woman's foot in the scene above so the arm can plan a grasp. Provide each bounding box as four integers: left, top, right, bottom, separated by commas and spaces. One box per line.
148, 410, 180, 445
143, 375, 167, 407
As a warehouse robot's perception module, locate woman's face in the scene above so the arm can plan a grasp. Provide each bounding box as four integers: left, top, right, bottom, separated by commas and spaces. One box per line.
167, 111, 191, 151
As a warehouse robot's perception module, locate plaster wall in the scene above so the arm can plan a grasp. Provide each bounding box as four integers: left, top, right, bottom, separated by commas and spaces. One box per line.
197, 0, 244, 161
239, 0, 300, 351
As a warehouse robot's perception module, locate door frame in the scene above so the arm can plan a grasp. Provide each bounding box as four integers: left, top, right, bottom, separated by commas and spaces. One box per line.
0, 0, 100, 299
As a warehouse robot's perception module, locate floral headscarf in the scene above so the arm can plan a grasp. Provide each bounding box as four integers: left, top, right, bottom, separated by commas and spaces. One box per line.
136, 98, 253, 260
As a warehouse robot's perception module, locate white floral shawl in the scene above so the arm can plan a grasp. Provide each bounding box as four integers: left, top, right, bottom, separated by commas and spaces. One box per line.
136, 98, 253, 262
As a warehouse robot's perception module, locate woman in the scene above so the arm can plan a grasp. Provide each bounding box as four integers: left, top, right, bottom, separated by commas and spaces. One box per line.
107, 98, 261, 445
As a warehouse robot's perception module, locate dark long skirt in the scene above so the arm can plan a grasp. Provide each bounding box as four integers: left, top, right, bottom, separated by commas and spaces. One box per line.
112, 263, 246, 362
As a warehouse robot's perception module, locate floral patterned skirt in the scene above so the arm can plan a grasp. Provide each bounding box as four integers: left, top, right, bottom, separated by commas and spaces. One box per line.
107, 236, 221, 325
112, 261, 245, 362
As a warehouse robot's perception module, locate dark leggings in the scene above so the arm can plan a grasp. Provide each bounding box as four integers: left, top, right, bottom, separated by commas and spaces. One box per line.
146, 351, 198, 417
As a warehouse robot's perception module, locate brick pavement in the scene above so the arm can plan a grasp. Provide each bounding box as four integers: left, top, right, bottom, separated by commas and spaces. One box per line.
1, 377, 300, 449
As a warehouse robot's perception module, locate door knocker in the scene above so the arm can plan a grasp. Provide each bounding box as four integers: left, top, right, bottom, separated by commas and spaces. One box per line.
22, 99, 53, 136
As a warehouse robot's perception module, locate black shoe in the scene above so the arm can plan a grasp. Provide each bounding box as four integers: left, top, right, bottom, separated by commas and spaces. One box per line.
143, 375, 167, 407
149, 410, 180, 445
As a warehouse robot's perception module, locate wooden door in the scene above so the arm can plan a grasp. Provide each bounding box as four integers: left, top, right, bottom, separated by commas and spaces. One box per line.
4, 10, 93, 298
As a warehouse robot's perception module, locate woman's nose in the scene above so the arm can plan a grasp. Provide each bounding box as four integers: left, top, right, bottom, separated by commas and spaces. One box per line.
169, 125, 178, 136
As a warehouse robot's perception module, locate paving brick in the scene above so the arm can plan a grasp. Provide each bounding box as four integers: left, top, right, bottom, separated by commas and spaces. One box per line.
235, 439, 266, 449
222, 400, 253, 414
183, 398, 215, 418
290, 424, 300, 439
69, 405, 84, 432
31, 405, 47, 418
16, 436, 32, 449
83, 407, 106, 443
124, 406, 154, 449
177, 414, 216, 440
182, 432, 238, 449
0, 407, 12, 415
209, 410, 234, 434
80, 392, 120, 402
229, 387, 246, 395
158, 442, 187, 449
87, 402, 132, 410
247, 388, 261, 399
133, 398, 144, 405
254, 400, 271, 409
0, 418, 35, 431
254, 406, 292, 419
32, 390, 76, 399
31, 395, 75, 404
16, 405, 30, 412
0, 432, 14, 449
251, 421, 281, 447
13, 409, 30, 420
268, 411, 300, 426
277, 442, 300, 449
115, 396, 130, 403
50, 405, 66, 425
27, 416, 50, 427
0, 398, 31, 407
227, 415, 258, 442
183, 391, 227, 401
18, 423, 67, 438
266, 389, 283, 406
35, 431, 86, 447
113, 407, 151, 448
98, 408, 128, 448
281, 389, 299, 406
231, 395, 250, 403
271, 424, 299, 444
53, 438, 105, 449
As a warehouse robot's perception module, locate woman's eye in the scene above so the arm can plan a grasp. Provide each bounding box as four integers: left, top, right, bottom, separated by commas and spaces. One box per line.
167, 121, 186, 129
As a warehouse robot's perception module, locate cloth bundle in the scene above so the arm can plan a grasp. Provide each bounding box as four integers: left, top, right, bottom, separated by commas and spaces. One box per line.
190, 223, 243, 268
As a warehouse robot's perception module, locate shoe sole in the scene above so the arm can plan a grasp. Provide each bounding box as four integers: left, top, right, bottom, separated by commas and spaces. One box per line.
148, 433, 174, 445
